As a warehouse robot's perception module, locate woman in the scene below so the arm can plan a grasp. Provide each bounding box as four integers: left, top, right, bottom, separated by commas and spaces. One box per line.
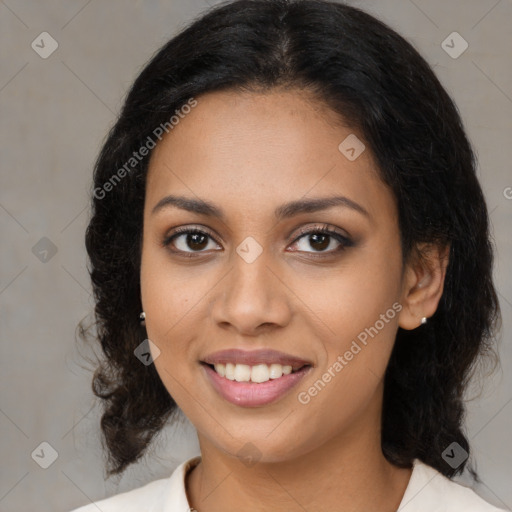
71, 0, 506, 510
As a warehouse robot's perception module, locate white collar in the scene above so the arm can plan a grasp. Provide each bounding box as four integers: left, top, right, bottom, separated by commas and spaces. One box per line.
158, 455, 201, 512
156, 455, 504, 512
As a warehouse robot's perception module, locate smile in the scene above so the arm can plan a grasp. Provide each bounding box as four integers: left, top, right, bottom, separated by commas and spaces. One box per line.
209, 362, 305, 383
201, 362, 312, 407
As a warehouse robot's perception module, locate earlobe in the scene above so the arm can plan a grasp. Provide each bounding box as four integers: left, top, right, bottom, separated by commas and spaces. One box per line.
398, 242, 450, 330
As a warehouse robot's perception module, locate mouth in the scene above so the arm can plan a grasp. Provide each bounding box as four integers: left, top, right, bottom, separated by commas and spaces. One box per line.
200, 361, 311, 383
200, 348, 313, 384
199, 348, 314, 407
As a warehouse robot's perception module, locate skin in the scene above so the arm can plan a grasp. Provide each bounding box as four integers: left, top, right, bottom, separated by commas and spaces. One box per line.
140, 88, 449, 512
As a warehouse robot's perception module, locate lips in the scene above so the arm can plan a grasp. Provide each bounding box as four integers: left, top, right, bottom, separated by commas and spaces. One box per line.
201, 361, 313, 407
200, 348, 314, 406
201, 348, 313, 371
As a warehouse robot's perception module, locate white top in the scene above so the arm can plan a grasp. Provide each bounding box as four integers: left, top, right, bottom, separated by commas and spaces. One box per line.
70, 455, 508, 512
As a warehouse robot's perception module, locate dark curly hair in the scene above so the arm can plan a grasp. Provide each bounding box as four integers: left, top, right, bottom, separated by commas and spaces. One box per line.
78, 0, 501, 480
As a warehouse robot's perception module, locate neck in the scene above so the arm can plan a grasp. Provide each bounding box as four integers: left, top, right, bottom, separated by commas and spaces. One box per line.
186, 392, 412, 512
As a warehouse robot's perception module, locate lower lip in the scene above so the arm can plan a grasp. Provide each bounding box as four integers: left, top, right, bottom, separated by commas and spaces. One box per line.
201, 363, 312, 407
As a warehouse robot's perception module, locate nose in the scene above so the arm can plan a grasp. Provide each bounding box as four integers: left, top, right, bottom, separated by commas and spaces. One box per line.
211, 252, 292, 336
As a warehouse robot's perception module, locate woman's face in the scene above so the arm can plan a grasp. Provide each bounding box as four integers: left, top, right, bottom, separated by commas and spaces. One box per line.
141, 89, 407, 462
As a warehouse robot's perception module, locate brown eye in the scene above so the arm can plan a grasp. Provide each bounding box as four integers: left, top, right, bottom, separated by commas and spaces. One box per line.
306, 233, 330, 251
183, 232, 209, 251
162, 227, 221, 254
289, 225, 353, 255
162, 223, 353, 259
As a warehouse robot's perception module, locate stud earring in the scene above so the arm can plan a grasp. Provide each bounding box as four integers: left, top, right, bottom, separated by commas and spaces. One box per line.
421, 316, 427, 325
140, 311, 146, 326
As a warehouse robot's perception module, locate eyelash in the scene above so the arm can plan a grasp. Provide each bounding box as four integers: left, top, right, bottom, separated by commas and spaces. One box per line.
161, 224, 353, 259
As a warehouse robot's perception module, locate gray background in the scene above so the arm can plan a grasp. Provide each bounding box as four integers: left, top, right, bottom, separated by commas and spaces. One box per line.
0, 0, 511, 510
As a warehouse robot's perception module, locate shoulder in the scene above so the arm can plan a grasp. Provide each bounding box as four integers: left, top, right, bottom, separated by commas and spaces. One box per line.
399, 459, 508, 512
68, 455, 201, 512
68, 478, 168, 512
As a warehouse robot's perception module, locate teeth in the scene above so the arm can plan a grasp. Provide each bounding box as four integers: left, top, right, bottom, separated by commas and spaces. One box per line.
213, 363, 295, 383
225, 363, 236, 380
234, 364, 251, 382
251, 364, 269, 383
215, 363, 226, 378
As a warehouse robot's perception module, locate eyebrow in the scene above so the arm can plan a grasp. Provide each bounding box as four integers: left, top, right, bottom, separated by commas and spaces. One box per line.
151, 194, 370, 220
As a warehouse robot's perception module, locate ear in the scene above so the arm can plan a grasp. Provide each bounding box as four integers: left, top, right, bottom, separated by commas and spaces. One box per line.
398, 242, 450, 330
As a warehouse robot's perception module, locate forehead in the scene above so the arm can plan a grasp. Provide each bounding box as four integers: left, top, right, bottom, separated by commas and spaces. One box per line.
144, 89, 395, 225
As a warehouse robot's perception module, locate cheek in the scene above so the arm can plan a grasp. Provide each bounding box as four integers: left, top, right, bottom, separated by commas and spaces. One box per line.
293, 295, 399, 445
291, 244, 402, 412
290, 239, 402, 341
141, 242, 212, 329
140, 248, 202, 381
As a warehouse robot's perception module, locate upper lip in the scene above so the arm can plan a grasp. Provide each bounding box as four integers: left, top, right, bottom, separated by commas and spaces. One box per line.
202, 349, 313, 371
